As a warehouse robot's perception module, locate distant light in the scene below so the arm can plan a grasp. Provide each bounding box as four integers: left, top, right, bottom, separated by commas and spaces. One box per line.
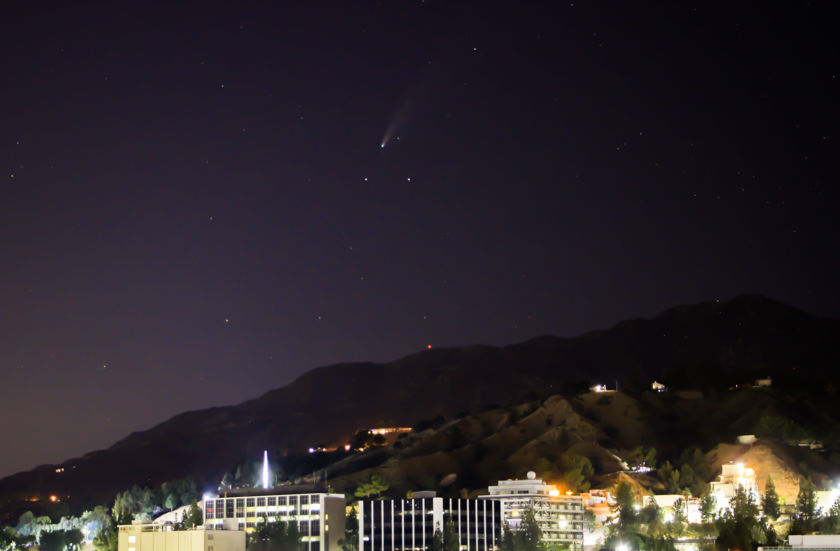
427, 345, 433, 350
344, 444, 351, 451
549, 490, 560, 497
50, 495, 58, 502
203, 493, 214, 501
380, 144, 385, 149
308, 448, 315, 454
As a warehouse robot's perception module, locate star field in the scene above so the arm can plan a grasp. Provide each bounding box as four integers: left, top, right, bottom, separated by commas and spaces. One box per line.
0, 2, 838, 477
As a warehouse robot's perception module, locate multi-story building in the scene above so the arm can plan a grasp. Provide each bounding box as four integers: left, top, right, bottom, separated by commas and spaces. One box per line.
480, 473, 584, 551
710, 462, 758, 511
118, 524, 244, 551
203, 487, 345, 551
358, 493, 502, 551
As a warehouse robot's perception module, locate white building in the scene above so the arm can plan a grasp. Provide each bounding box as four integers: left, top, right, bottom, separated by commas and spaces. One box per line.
760, 535, 840, 551
480, 472, 584, 550
359, 494, 502, 551
709, 462, 758, 511
203, 490, 345, 551
118, 524, 244, 551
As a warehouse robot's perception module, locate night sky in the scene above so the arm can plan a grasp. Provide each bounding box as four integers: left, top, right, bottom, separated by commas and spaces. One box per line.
1, 2, 838, 478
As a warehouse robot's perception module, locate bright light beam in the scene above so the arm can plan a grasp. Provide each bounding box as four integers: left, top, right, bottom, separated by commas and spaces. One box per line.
262, 450, 269, 489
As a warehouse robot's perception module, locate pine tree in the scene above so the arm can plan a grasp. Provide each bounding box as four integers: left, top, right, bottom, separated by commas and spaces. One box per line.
339, 508, 359, 551
793, 479, 819, 533
761, 477, 780, 521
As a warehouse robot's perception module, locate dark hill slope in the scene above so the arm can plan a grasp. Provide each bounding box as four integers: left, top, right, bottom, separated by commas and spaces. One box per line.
0, 295, 837, 516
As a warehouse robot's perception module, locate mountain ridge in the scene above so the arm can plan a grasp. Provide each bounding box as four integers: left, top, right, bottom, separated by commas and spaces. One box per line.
2, 294, 838, 520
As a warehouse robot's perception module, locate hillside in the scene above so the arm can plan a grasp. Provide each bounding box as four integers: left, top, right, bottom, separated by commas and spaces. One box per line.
1, 294, 839, 521
314, 389, 840, 501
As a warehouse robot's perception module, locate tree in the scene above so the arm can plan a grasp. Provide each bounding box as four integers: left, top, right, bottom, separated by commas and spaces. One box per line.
93, 519, 118, 551
614, 481, 638, 531
500, 524, 515, 551
677, 465, 696, 495
500, 509, 543, 551
443, 518, 459, 551
658, 462, 681, 494
0, 529, 16, 551
113, 485, 158, 523
349, 431, 372, 450
715, 486, 767, 551
559, 455, 594, 493
762, 477, 781, 521
639, 503, 665, 539
820, 498, 840, 533
700, 494, 716, 524
183, 501, 203, 528
64, 529, 84, 551
249, 518, 302, 551
338, 508, 358, 551
39, 531, 66, 551
81, 506, 112, 539
669, 499, 686, 537
165, 493, 179, 510
792, 479, 819, 534
519, 509, 542, 551
627, 446, 657, 470
353, 475, 389, 499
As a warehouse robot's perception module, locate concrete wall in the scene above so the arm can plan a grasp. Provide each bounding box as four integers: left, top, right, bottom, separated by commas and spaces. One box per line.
118, 528, 244, 551
323, 496, 346, 551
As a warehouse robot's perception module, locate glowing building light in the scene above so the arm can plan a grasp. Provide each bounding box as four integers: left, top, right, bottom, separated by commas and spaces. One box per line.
262, 450, 270, 490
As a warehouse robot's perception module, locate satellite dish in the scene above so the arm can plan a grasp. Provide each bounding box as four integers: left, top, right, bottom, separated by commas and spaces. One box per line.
527, 471, 536, 480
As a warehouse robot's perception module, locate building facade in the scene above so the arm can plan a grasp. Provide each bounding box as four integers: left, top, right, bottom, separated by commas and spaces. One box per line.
118, 525, 245, 551
203, 492, 345, 551
480, 473, 584, 550
359, 495, 502, 551
710, 462, 758, 512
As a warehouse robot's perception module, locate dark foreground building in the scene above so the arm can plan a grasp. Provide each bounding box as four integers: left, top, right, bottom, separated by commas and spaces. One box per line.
359, 493, 502, 551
